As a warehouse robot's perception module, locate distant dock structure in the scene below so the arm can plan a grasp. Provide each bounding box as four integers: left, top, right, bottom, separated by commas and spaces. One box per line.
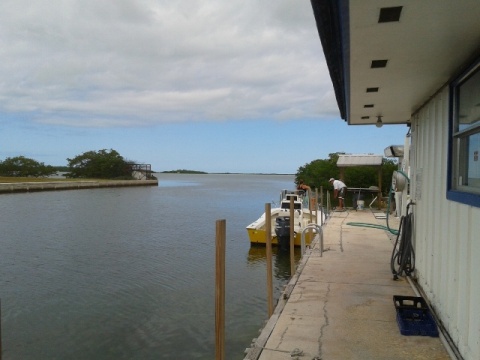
129, 163, 155, 180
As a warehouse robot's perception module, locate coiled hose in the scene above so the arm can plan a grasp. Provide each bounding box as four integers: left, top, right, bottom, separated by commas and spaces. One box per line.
390, 202, 415, 280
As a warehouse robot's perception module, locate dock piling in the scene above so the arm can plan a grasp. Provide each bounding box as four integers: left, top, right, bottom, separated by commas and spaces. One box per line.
215, 219, 226, 360
289, 197, 295, 276
265, 203, 273, 317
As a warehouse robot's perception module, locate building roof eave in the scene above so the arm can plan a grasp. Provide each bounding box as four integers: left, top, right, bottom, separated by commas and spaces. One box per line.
311, 0, 348, 121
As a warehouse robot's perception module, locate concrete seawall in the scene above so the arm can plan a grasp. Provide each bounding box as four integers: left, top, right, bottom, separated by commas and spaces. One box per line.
0, 180, 158, 194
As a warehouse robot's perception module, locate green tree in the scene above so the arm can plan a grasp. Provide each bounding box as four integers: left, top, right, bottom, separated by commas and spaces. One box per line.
66, 149, 133, 179
381, 159, 399, 192
343, 159, 398, 192
295, 153, 398, 195
295, 153, 342, 190
0, 156, 57, 177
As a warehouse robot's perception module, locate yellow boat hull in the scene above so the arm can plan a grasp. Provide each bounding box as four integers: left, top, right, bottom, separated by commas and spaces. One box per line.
247, 228, 314, 247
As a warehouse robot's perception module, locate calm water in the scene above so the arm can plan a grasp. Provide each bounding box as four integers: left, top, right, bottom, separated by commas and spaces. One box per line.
0, 173, 300, 359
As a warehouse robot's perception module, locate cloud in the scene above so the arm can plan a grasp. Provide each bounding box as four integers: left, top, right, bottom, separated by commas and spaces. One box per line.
0, 0, 334, 128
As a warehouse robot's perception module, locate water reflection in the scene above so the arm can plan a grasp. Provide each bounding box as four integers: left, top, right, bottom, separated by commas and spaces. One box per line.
246, 245, 267, 264
247, 245, 301, 281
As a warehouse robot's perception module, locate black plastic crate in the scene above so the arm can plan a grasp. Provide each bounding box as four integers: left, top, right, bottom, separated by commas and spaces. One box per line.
393, 296, 439, 337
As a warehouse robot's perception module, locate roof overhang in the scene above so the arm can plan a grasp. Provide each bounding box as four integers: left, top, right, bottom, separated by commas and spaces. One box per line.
337, 154, 383, 167
311, 0, 480, 126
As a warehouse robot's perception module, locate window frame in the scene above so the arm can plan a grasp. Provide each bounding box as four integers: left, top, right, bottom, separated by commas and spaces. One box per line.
447, 57, 480, 207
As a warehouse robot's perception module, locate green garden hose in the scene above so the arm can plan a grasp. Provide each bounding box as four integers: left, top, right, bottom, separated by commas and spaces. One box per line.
347, 186, 398, 235
347, 170, 410, 236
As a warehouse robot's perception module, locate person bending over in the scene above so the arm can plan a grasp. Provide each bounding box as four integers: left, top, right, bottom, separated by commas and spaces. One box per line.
329, 178, 347, 210
297, 180, 311, 193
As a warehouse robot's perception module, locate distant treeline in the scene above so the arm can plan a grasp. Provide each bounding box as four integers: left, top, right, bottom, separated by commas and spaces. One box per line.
162, 169, 207, 174
0, 149, 155, 180
53, 166, 69, 172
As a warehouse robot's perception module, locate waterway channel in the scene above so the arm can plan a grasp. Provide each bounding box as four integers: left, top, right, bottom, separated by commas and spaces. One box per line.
0, 173, 300, 359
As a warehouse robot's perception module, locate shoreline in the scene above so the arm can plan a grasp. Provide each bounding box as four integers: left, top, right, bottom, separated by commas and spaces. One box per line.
0, 179, 158, 194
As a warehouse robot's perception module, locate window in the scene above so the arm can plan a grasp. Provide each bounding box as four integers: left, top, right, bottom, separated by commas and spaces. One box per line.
448, 58, 480, 206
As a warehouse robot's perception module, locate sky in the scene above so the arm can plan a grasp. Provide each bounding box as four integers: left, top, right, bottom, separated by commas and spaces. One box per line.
0, 0, 408, 174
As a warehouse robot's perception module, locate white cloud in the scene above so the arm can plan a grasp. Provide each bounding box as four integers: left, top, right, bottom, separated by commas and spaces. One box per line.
0, 0, 335, 128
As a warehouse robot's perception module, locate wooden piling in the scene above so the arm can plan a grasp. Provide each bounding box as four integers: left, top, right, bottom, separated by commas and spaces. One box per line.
320, 187, 324, 226
312, 190, 318, 245
215, 219, 226, 360
289, 197, 295, 275
0, 298, 2, 360
265, 203, 274, 317
326, 189, 331, 214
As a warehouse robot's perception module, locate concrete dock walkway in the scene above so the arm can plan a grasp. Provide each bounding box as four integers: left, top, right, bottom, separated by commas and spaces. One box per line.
245, 209, 451, 360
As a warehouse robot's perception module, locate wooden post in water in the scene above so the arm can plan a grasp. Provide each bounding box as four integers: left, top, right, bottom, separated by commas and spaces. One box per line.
327, 190, 331, 214
0, 298, 2, 360
308, 190, 313, 250
320, 187, 324, 226
215, 219, 226, 360
289, 197, 295, 275
265, 203, 274, 317
308, 189, 313, 223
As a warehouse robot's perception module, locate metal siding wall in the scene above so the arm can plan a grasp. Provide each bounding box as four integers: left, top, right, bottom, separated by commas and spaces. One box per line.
448, 202, 461, 342
458, 204, 471, 354
433, 92, 449, 317
469, 214, 480, 356
412, 87, 480, 359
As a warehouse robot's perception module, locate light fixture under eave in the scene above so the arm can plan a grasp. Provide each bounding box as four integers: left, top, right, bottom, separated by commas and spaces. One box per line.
376, 116, 383, 128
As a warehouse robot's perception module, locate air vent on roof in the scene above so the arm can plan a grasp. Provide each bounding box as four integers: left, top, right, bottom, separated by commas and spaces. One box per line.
371, 60, 388, 68
364, 104, 374, 108
366, 87, 379, 92
361, 116, 370, 119
378, 6, 403, 23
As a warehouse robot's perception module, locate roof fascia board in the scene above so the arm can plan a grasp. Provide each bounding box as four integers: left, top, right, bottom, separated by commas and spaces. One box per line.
340, 0, 350, 124
311, 0, 350, 121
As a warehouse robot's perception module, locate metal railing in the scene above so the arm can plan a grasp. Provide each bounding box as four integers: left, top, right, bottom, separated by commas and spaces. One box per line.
301, 224, 323, 256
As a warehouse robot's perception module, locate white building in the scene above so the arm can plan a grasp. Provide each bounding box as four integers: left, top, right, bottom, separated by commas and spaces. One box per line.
310, 1, 480, 359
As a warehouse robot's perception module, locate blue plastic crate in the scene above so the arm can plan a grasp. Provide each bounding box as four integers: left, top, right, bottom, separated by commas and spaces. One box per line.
393, 295, 428, 310
393, 296, 439, 337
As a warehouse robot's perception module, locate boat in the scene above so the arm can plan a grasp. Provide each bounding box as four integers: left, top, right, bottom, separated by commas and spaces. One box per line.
246, 190, 321, 249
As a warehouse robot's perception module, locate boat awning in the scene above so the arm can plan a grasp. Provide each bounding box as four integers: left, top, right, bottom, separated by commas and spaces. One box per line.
336, 154, 383, 206
337, 154, 383, 167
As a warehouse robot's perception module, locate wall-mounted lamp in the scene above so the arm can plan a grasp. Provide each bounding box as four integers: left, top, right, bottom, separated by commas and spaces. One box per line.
376, 116, 383, 128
